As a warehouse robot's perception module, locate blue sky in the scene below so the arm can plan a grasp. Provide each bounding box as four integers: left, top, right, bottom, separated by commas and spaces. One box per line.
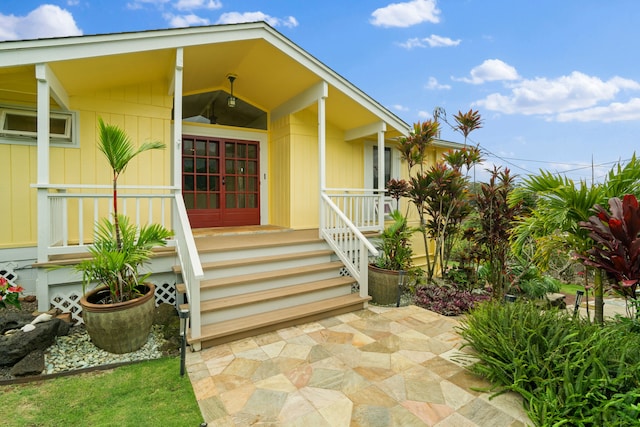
2, 0, 640, 184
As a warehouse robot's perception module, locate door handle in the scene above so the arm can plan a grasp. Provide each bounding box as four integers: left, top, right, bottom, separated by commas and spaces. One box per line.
222, 176, 226, 186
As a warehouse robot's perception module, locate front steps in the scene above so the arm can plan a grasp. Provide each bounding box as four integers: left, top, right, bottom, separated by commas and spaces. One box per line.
176, 228, 370, 349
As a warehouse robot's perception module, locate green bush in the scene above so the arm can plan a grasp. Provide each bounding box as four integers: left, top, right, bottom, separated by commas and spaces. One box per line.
458, 301, 640, 426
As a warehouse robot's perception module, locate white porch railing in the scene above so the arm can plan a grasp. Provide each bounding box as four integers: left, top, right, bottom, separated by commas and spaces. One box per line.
320, 192, 380, 299
37, 184, 175, 255
324, 188, 390, 232
35, 185, 203, 338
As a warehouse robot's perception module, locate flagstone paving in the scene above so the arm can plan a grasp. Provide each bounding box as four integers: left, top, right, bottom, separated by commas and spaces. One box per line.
186, 305, 531, 426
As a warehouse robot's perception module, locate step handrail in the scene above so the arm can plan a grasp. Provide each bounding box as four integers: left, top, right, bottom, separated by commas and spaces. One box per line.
320, 192, 378, 299
172, 193, 204, 344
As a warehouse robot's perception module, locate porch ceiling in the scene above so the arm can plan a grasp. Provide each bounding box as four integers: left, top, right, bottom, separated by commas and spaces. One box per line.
0, 31, 405, 137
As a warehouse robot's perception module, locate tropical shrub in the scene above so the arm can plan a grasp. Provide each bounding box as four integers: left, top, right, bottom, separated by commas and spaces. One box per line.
459, 301, 640, 426
373, 210, 415, 271
578, 194, 640, 312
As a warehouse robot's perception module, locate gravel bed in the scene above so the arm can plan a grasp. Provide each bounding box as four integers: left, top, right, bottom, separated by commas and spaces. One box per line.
44, 325, 167, 374
2, 299, 174, 380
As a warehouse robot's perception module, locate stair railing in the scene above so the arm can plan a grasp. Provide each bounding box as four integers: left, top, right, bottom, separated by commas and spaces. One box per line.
320, 192, 379, 299
172, 193, 204, 346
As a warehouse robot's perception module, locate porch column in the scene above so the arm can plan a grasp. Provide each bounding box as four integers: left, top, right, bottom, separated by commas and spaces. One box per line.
170, 47, 183, 193
318, 84, 328, 233
35, 63, 51, 311
377, 128, 385, 229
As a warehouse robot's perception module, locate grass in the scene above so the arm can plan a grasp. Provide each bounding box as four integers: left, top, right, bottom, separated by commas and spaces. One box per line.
559, 281, 584, 295
2, 357, 203, 427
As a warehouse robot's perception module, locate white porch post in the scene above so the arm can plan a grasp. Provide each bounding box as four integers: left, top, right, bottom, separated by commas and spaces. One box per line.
35, 63, 51, 312
171, 47, 183, 193
377, 129, 385, 229
317, 82, 328, 235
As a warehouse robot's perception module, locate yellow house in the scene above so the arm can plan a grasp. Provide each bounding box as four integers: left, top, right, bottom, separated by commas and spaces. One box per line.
0, 23, 461, 349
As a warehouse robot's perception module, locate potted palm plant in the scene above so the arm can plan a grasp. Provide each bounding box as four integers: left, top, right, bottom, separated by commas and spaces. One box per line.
77, 118, 172, 354
368, 210, 416, 305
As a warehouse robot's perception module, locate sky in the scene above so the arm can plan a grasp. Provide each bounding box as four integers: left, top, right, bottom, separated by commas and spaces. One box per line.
2, 0, 640, 184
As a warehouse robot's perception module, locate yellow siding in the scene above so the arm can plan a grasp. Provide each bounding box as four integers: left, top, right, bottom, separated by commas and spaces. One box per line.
3, 81, 173, 248
269, 109, 368, 230
269, 115, 291, 227
289, 110, 319, 229
325, 128, 364, 190
0, 144, 37, 247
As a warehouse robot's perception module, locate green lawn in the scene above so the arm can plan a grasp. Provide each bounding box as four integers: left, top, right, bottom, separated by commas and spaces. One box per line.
3, 357, 203, 427
559, 282, 584, 295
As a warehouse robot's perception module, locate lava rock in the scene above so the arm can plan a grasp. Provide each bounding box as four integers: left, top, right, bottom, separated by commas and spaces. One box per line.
0, 317, 70, 366
11, 349, 45, 377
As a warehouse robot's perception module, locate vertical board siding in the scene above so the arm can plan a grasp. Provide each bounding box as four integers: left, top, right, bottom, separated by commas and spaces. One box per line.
269, 115, 291, 227
4, 81, 172, 248
289, 110, 319, 229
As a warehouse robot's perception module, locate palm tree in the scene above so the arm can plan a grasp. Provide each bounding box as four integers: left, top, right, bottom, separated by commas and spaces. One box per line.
510, 155, 640, 323
97, 118, 165, 250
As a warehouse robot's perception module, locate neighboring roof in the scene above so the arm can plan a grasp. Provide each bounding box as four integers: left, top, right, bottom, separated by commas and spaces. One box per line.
433, 138, 465, 150
0, 22, 410, 139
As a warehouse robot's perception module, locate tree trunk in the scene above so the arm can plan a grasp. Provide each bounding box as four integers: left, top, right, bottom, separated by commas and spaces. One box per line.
594, 268, 604, 325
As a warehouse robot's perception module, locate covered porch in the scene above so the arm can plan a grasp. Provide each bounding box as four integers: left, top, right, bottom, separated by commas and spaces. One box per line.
0, 23, 410, 348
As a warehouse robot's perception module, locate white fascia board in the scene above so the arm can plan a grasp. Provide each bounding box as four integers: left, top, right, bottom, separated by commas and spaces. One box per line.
0, 23, 269, 67
271, 81, 328, 122
344, 121, 386, 141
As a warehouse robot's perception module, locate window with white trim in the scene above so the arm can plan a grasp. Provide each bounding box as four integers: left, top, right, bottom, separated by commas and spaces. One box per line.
364, 141, 400, 189
364, 141, 400, 216
0, 105, 78, 147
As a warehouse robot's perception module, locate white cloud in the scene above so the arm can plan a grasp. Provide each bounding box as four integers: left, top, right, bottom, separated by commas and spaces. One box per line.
425, 77, 451, 90
393, 104, 410, 112
417, 110, 432, 119
0, 5, 82, 41
371, 0, 440, 28
67, 0, 80, 5
215, 11, 298, 28
556, 98, 640, 122
174, 0, 222, 11
164, 13, 210, 27
399, 34, 460, 49
456, 59, 519, 84
476, 72, 640, 117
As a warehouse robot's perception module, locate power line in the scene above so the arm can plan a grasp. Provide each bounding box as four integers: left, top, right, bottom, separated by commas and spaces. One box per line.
436, 111, 632, 181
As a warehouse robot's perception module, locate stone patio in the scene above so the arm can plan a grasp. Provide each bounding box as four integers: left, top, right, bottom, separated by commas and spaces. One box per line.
186, 305, 531, 426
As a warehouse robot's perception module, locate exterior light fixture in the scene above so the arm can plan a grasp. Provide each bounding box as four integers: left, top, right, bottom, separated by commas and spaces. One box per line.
227, 74, 237, 108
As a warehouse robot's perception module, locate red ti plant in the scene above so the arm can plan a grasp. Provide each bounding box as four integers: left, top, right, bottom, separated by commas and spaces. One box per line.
578, 194, 640, 315
386, 178, 409, 211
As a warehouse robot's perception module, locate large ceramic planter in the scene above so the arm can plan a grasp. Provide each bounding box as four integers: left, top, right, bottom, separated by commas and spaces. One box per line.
80, 283, 155, 354
368, 264, 402, 305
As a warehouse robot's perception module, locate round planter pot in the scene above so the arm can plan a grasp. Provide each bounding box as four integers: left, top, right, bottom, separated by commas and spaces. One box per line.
368, 264, 402, 305
80, 283, 156, 354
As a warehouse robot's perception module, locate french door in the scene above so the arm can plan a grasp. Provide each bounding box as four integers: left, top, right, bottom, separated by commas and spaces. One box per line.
182, 135, 260, 228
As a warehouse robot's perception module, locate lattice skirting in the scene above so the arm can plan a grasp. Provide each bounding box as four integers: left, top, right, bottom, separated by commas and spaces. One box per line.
51, 282, 177, 324
0, 267, 19, 288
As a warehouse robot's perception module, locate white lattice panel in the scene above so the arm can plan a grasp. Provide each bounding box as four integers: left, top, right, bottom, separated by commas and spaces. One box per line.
50, 282, 176, 324
155, 282, 176, 306
51, 291, 84, 324
0, 267, 18, 287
